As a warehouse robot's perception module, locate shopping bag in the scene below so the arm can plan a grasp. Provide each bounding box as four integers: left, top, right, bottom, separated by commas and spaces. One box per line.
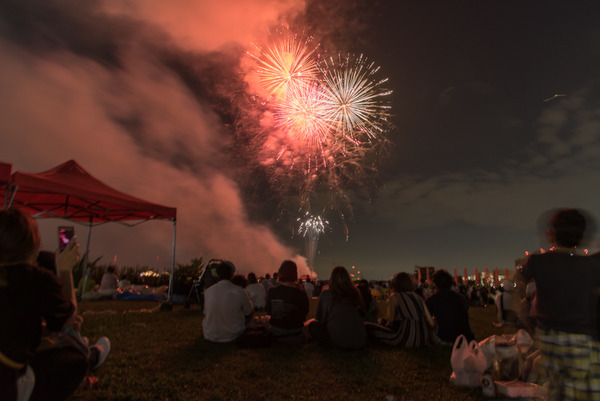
449, 334, 487, 387
478, 329, 533, 380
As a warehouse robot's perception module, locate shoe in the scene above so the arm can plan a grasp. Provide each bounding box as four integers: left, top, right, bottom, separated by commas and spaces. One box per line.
16, 365, 35, 401
91, 337, 110, 370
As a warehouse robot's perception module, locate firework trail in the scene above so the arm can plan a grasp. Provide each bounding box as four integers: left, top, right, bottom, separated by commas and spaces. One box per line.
297, 213, 329, 271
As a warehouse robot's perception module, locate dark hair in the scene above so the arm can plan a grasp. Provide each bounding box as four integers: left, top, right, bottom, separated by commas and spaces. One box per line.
107, 266, 116, 274
37, 250, 57, 273
0, 208, 40, 265
391, 272, 414, 293
432, 270, 453, 290
329, 266, 363, 309
231, 274, 247, 288
247, 272, 257, 284
213, 260, 235, 281
278, 260, 297, 283
550, 208, 586, 248
357, 279, 373, 306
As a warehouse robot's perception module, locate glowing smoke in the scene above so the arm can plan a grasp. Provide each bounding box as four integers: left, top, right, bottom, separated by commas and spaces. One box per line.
0, 0, 310, 276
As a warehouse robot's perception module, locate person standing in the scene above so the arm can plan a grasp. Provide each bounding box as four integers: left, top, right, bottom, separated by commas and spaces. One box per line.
520, 208, 600, 401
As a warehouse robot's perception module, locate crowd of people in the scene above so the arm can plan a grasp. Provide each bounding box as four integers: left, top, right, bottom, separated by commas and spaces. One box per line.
4, 206, 600, 400
199, 208, 600, 401
200, 259, 476, 350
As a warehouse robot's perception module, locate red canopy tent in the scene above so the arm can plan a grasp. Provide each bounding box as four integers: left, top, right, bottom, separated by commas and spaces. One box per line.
1, 160, 178, 304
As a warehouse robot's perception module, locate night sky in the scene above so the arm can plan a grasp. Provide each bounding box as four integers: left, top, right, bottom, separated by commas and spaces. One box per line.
2, 0, 600, 279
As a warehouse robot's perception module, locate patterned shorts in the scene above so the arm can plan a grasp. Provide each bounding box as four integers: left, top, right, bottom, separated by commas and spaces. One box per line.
537, 329, 600, 401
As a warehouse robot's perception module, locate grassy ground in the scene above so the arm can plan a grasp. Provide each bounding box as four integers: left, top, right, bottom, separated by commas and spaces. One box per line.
70, 300, 509, 401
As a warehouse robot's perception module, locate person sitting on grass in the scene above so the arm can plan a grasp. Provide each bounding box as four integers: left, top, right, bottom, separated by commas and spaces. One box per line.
520, 208, 600, 401
0, 208, 110, 401
494, 279, 524, 328
425, 270, 474, 344
266, 260, 309, 344
97, 265, 118, 299
366, 272, 435, 347
202, 260, 254, 343
357, 279, 378, 323
245, 272, 266, 313
306, 266, 368, 349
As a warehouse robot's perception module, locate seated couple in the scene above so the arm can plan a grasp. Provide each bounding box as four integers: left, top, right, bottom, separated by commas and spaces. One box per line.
201, 259, 309, 346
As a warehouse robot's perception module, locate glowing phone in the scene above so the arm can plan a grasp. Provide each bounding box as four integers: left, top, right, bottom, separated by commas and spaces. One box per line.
58, 226, 75, 252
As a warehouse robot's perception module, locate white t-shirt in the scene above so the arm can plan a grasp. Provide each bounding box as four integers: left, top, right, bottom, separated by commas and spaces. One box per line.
245, 283, 266, 308
98, 272, 118, 291
202, 280, 253, 342
303, 282, 315, 299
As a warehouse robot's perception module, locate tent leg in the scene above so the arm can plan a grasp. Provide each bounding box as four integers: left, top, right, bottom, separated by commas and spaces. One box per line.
160, 219, 176, 312
79, 218, 93, 299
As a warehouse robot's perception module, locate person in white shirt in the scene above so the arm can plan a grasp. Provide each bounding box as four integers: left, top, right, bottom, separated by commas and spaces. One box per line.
303, 278, 316, 299
245, 273, 266, 312
202, 261, 254, 343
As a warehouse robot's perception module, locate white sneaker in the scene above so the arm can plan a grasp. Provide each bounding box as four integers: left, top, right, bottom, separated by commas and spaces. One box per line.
16, 365, 35, 401
91, 337, 110, 370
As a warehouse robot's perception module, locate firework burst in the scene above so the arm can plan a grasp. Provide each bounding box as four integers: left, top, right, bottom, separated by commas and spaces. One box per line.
248, 33, 319, 100
273, 82, 334, 146
239, 28, 393, 263
320, 54, 393, 142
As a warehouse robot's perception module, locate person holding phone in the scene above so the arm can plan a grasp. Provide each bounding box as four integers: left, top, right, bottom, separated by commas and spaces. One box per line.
0, 208, 109, 401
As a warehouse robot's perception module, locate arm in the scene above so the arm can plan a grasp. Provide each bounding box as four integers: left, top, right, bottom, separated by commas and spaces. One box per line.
55, 239, 80, 310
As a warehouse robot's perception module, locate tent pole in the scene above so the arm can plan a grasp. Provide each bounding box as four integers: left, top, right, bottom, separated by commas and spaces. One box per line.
161, 219, 177, 312
6, 183, 18, 208
80, 218, 93, 297
169, 219, 177, 300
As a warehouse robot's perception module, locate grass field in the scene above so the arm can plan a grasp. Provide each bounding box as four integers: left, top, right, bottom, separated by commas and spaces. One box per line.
70, 300, 509, 401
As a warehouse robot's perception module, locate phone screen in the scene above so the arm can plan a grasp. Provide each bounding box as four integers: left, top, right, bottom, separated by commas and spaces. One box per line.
58, 226, 75, 252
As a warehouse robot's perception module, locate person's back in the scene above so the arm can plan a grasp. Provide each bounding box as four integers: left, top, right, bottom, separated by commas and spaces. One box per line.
245, 273, 266, 311
98, 266, 118, 292
202, 261, 253, 343
368, 273, 433, 348
307, 267, 367, 349
267, 284, 308, 330
315, 289, 367, 349
426, 286, 474, 344
426, 270, 473, 345
494, 280, 522, 327
203, 280, 253, 342
266, 261, 309, 343
303, 279, 315, 299
1, 263, 74, 369
523, 251, 600, 335
520, 208, 600, 401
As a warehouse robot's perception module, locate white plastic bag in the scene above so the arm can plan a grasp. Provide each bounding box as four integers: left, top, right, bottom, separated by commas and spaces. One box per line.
449, 334, 488, 387
478, 329, 533, 380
